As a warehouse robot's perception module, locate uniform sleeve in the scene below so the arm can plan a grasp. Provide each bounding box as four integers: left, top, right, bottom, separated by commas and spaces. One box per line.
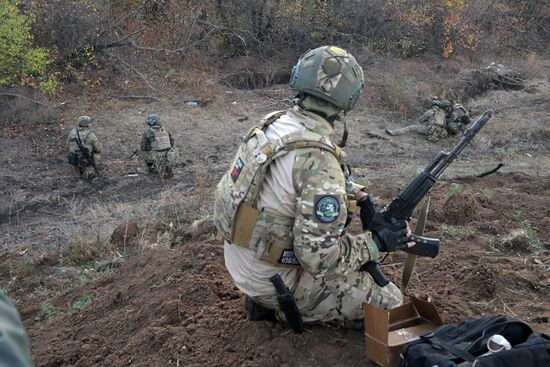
0, 292, 32, 367
89, 132, 102, 154
169, 132, 174, 147
291, 149, 379, 278
141, 131, 152, 151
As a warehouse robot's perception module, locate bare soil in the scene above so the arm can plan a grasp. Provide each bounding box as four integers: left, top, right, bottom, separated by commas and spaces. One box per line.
1, 67, 549, 366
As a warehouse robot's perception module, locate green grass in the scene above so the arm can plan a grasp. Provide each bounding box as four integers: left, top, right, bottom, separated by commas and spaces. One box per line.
511, 210, 544, 253
442, 224, 475, 240
482, 188, 494, 200
495, 147, 518, 160
69, 293, 94, 312
444, 183, 462, 199
11, 257, 34, 280
39, 301, 63, 322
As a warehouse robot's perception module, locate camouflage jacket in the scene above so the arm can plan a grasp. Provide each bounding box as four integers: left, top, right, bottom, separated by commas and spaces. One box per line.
222, 107, 379, 296
66, 127, 102, 155
0, 292, 32, 366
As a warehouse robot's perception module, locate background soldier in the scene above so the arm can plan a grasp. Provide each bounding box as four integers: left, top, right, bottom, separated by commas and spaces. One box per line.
138, 114, 175, 178
66, 115, 102, 180
214, 46, 414, 329
0, 292, 33, 367
386, 97, 471, 141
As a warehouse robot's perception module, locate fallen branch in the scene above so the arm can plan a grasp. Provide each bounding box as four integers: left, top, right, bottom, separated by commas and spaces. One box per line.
115, 95, 161, 102
0, 92, 50, 107
118, 59, 169, 97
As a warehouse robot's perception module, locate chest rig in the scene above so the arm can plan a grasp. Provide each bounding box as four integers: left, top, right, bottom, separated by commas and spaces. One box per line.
214, 109, 346, 268
151, 127, 171, 151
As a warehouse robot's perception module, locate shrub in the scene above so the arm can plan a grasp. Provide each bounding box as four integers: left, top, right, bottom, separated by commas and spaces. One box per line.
0, 0, 55, 90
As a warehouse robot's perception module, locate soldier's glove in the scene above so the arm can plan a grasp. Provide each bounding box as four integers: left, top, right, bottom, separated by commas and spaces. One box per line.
371, 220, 409, 253
358, 196, 409, 252
357, 195, 380, 231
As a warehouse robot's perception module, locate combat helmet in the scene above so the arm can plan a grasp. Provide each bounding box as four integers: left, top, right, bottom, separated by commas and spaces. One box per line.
77, 116, 92, 127
146, 114, 161, 126
289, 46, 364, 112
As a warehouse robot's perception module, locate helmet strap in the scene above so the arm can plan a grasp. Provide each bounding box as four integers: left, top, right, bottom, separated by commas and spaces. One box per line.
299, 94, 342, 122
338, 119, 348, 148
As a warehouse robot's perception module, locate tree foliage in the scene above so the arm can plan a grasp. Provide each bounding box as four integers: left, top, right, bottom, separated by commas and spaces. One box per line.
0, 0, 55, 91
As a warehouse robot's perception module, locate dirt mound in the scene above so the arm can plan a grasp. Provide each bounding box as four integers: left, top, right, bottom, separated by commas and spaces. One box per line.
443, 191, 482, 225
110, 220, 140, 250
493, 229, 533, 255
451, 63, 525, 100
25, 242, 367, 367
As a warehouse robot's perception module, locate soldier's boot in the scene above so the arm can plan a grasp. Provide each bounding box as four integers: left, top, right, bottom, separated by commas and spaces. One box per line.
146, 164, 156, 175
245, 296, 276, 322
164, 166, 173, 178
81, 167, 96, 181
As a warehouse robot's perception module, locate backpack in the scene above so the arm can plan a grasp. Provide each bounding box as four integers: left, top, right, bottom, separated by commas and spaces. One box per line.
399, 316, 550, 367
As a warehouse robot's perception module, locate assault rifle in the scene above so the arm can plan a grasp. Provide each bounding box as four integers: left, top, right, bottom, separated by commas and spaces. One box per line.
364, 110, 493, 286
75, 130, 99, 176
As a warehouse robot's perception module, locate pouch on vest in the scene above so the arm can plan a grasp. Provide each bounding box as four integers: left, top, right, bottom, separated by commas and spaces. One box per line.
67, 152, 78, 166
151, 128, 171, 151
213, 127, 273, 246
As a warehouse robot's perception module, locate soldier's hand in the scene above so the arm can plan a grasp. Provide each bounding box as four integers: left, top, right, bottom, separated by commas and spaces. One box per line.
357, 195, 380, 231
371, 219, 410, 253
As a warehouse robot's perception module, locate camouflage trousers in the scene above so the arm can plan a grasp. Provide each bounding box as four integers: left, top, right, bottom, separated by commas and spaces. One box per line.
256, 270, 403, 329
72, 154, 101, 181
139, 149, 176, 176
386, 124, 448, 142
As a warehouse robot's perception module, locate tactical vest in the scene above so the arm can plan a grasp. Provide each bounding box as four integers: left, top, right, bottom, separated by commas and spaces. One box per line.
214, 110, 344, 269
447, 103, 467, 123
151, 127, 171, 151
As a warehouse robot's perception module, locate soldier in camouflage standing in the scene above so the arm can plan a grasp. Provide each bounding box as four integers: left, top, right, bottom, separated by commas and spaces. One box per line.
138, 114, 175, 178
66, 115, 102, 180
214, 46, 415, 329
385, 97, 470, 141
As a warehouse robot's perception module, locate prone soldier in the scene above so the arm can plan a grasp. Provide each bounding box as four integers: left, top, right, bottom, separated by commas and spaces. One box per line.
386, 97, 471, 141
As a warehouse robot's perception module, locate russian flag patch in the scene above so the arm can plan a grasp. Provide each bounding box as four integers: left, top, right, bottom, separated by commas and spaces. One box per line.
230, 158, 244, 183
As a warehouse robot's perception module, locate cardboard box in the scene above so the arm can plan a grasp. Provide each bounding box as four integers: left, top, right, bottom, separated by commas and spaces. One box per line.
364, 296, 443, 367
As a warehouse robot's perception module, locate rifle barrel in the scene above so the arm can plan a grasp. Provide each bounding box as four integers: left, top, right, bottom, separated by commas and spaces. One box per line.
431, 110, 492, 178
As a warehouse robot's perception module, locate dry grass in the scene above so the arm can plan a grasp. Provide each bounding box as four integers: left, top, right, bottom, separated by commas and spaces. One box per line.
519, 53, 546, 80
63, 232, 99, 265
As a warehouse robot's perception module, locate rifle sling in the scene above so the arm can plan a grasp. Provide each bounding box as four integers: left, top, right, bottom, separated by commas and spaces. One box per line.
401, 197, 430, 293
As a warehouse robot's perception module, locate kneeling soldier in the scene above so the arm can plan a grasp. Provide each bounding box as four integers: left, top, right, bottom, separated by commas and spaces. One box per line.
139, 114, 175, 178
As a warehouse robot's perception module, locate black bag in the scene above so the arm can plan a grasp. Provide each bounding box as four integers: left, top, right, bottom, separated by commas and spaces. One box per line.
399, 316, 550, 367
67, 152, 78, 166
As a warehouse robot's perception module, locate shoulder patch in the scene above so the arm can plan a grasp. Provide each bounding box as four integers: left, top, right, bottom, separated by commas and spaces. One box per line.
314, 195, 340, 223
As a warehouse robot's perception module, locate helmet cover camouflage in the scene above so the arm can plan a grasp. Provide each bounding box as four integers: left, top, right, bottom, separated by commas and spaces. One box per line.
146, 114, 160, 126
289, 46, 364, 112
77, 116, 92, 127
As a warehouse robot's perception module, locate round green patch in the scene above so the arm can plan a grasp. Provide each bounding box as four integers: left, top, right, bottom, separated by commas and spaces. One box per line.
315, 196, 340, 223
